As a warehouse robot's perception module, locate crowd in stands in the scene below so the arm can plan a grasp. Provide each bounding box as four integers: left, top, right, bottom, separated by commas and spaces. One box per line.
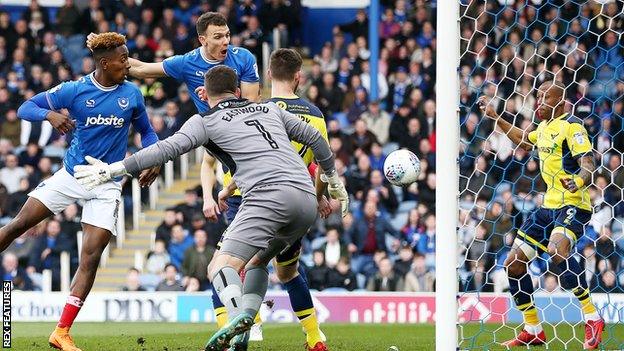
2, 0, 622, 296
458, 0, 624, 294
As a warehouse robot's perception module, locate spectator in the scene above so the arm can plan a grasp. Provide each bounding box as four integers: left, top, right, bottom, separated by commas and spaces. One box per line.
393, 245, 414, 278
168, 224, 194, 269
404, 253, 435, 292
326, 257, 357, 291
156, 209, 179, 246
185, 276, 201, 292
0, 154, 27, 193
360, 60, 389, 100
181, 229, 215, 290
0, 110, 20, 146
122, 268, 146, 291
364, 170, 399, 214
156, 263, 185, 291
366, 257, 404, 291
1, 252, 33, 290
27, 219, 70, 291
349, 119, 378, 155
145, 239, 170, 275
306, 250, 329, 291
175, 189, 202, 227
320, 228, 348, 268
345, 201, 400, 276
360, 100, 391, 144
336, 9, 368, 40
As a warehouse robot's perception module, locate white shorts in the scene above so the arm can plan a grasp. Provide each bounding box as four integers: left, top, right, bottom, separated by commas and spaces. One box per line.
28, 167, 122, 235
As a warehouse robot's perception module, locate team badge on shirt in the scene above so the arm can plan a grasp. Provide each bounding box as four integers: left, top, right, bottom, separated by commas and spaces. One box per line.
118, 97, 129, 110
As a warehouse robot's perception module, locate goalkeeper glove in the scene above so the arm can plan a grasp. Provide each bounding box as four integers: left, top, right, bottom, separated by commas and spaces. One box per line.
74, 156, 127, 190
322, 170, 349, 217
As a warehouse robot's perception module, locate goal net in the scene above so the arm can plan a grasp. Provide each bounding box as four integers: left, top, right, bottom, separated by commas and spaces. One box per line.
456, 1, 623, 349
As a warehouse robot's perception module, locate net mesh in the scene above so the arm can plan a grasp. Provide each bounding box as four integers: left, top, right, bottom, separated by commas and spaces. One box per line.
457, 1, 623, 349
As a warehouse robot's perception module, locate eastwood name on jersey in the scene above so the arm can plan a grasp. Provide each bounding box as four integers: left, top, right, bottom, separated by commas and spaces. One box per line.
222, 105, 270, 121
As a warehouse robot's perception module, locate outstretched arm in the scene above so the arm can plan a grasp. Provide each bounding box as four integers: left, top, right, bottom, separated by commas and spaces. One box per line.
128, 58, 166, 79
478, 96, 533, 151
74, 115, 208, 189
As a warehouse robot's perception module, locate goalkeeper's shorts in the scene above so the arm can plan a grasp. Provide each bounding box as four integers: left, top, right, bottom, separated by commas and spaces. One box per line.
516, 205, 591, 260
218, 193, 303, 266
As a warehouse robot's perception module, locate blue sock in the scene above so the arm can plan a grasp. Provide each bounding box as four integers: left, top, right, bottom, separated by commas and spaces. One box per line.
284, 273, 315, 320
211, 283, 225, 309
555, 256, 587, 291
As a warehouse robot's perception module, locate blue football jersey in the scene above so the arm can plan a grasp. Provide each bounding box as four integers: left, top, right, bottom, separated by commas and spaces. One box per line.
162, 45, 259, 112
45, 73, 152, 175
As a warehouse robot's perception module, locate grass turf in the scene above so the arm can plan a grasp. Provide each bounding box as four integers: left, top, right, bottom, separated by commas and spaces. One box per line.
8, 322, 624, 350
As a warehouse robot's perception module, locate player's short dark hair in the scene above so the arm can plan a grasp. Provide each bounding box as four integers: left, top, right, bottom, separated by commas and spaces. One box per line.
196, 12, 228, 35
270, 48, 303, 81
204, 65, 238, 97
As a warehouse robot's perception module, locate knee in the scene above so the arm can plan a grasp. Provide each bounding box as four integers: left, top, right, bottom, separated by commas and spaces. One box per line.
275, 265, 298, 283
505, 257, 527, 278
548, 244, 568, 264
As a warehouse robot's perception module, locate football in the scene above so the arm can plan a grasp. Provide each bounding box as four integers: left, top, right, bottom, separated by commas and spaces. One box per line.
383, 149, 421, 186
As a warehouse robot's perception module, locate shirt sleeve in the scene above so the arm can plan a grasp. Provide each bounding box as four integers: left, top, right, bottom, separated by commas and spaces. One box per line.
123, 114, 208, 174
566, 122, 592, 158
162, 54, 186, 80
240, 49, 260, 83
45, 81, 76, 110
132, 89, 159, 147
277, 105, 335, 174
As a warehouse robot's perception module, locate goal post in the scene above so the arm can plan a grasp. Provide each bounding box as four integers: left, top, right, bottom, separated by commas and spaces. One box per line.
435, 0, 460, 350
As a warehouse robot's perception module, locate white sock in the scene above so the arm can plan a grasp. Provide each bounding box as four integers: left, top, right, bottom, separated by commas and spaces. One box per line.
584, 312, 601, 322
524, 323, 543, 335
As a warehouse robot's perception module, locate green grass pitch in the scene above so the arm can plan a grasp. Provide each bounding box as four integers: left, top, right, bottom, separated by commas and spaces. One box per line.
8, 322, 624, 350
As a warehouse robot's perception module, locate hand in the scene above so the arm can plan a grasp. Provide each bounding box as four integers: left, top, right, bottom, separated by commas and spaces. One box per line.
46, 111, 75, 134
203, 197, 220, 223
41, 248, 51, 260
74, 156, 126, 190
560, 178, 580, 193
139, 165, 160, 187
348, 243, 357, 253
323, 172, 349, 217
378, 186, 389, 198
26, 266, 36, 275
217, 189, 232, 213
317, 195, 331, 219
195, 86, 208, 101
477, 96, 497, 120
86, 32, 96, 51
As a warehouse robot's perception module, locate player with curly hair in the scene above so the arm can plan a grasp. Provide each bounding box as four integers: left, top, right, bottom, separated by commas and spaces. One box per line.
3, 32, 160, 351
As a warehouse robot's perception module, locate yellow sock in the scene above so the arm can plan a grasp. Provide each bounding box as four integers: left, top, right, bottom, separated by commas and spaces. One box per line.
215, 307, 228, 328
300, 312, 323, 346
580, 297, 597, 315
254, 312, 262, 325
523, 307, 540, 326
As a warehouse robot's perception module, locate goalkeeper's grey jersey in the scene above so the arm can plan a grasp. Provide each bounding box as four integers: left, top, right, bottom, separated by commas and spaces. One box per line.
123, 98, 335, 196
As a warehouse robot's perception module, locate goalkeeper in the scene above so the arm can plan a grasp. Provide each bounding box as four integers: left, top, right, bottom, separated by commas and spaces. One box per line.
479, 81, 604, 349
72, 65, 348, 351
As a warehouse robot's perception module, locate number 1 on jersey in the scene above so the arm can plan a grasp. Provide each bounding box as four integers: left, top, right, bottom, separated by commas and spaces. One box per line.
245, 119, 279, 149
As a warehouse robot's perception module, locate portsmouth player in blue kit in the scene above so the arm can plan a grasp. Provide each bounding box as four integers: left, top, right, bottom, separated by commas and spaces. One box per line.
0, 33, 159, 351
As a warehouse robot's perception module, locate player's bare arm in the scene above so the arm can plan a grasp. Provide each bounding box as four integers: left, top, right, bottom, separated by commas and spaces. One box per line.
217, 180, 238, 213
478, 96, 533, 150
201, 152, 221, 222
560, 154, 595, 193
240, 81, 261, 102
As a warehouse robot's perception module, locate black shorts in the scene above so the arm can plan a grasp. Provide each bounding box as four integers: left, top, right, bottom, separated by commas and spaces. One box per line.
517, 206, 591, 255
